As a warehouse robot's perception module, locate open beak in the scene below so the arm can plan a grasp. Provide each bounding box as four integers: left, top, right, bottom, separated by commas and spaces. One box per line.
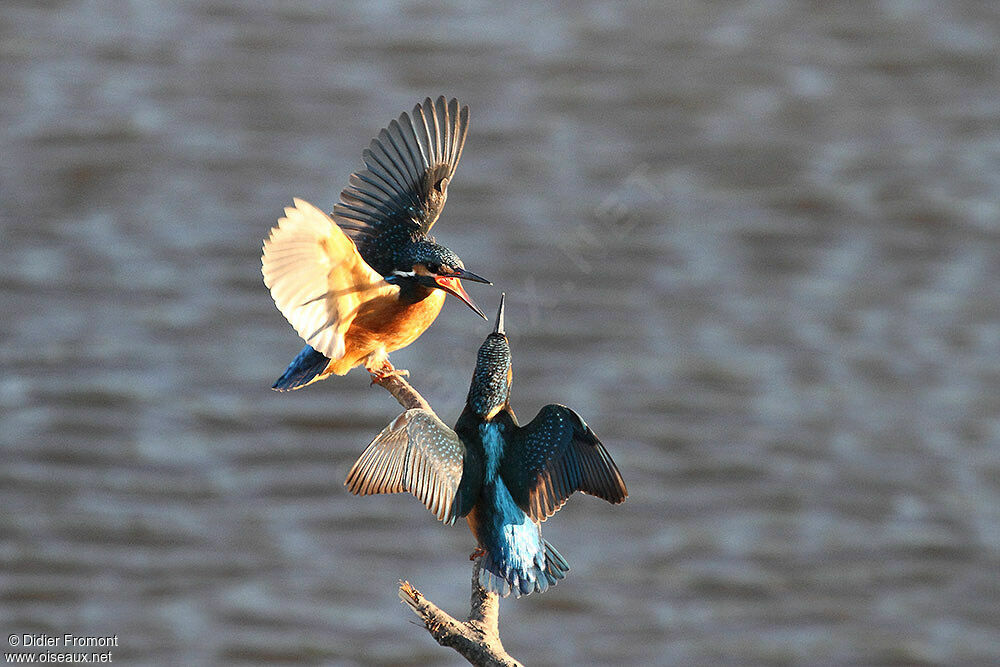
434, 275, 487, 319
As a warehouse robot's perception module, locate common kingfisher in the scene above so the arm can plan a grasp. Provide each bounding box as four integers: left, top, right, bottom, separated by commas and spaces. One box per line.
345, 295, 628, 597
262, 97, 490, 390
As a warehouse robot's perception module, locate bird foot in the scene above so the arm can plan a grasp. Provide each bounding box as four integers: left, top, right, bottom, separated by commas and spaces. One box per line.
369, 367, 410, 386
469, 546, 487, 561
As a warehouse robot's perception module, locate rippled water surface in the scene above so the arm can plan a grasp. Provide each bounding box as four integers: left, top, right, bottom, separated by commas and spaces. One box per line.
3, 1, 1000, 664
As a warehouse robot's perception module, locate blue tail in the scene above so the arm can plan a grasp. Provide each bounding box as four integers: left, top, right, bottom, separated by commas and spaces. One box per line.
478, 536, 570, 598
272, 345, 330, 392
473, 481, 571, 597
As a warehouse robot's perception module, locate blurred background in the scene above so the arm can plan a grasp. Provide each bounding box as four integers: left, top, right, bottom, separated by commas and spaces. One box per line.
3, 1, 999, 664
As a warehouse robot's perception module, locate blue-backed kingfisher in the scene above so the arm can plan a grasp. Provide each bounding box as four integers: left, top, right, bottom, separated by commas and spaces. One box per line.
262, 97, 490, 390
345, 295, 628, 597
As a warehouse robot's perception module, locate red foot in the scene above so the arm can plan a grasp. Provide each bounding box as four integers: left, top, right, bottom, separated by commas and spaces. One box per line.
469, 546, 486, 561
368, 362, 410, 386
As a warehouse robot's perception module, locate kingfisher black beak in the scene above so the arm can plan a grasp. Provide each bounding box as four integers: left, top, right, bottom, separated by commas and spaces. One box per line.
494, 293, 505, 335
450, 267, 491, 285
434, 275, 487, 319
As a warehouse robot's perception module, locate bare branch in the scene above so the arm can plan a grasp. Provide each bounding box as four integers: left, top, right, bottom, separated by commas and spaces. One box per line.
371, 372, 433, 412
398, 560, 522, 667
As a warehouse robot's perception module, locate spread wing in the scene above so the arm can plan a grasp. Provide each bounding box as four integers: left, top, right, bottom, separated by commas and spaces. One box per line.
332, 96, 470, 275
261, 198, 398, 360
500, 405, 628, 522
345, 409, 481, 525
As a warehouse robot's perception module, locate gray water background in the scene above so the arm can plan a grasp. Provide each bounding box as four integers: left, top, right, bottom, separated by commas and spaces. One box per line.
3, 1, 1000, 664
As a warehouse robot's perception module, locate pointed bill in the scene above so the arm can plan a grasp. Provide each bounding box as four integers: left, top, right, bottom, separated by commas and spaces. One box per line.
494, 293, 505, 335
434, 275, 487, 319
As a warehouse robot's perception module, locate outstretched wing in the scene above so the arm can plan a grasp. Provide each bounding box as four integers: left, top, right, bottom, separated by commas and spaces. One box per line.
345, 409, 481, 525
332, 96, 470, 275
261, 198, 397, 360
500, 405, 628, 522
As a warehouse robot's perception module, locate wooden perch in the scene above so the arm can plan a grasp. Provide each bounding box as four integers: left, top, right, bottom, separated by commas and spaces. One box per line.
371, 372, 433, 412
398, 560, 522, 667
371, 373, 522, 667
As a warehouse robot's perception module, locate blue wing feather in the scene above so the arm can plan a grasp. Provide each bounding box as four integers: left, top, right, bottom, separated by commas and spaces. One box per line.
272, 345, 330, 392
499, 405, 628, 521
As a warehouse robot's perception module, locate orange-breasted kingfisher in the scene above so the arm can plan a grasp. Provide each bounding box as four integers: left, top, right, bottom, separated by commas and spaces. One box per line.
261, 97, 490, 390
345, 295, 628, 597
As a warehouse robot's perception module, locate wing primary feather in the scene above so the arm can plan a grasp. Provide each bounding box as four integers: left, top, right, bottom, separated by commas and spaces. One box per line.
419, 458, 433, 515
415, 100, 435, 168
432, 96, 445, 164
340, 186, 397, 216
453, 104, 470, 172
368, 138, 411, 192
591, 448, 613, 495
348, 448, 374, 495
406, 102, 431, 168
576, 448, 593, 488
362, 147, 407, 195
399, 113, 428, 181
335, 203, 382, 225
398, 111, 425, 180
416, 452, 430, 509
404, 438, 418, 497
385, 120, 420, 188
426, 467, 440, 519
556, 456, 571, 503
444, 98, 457, 167
371, 141, 422, 215
350, 171, 398, 203
373, 443, 393, 494
437, 96, 450, 166
367, 444, 392, 494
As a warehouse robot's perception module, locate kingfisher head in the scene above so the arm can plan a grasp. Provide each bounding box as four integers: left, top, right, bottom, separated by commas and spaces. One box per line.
466, 293, 512, 419
391, 241, 490, 318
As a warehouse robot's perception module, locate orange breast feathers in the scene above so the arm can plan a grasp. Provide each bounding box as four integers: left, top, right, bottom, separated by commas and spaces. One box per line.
326, 288, 447, 375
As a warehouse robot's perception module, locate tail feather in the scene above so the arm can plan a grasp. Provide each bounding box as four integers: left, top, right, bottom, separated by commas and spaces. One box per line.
478, 539, 570, 598
272, 345, 330, 391
544, 540, 570, 581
